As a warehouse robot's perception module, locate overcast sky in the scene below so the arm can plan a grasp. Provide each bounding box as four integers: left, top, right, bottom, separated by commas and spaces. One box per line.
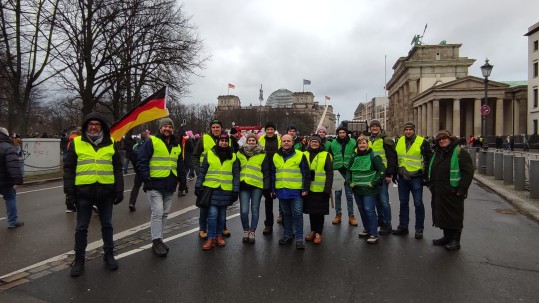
180, 0, 539, 123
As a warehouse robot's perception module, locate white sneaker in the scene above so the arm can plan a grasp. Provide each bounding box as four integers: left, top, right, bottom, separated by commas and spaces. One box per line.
367, 236, 379, 244
248, 231, 256, 244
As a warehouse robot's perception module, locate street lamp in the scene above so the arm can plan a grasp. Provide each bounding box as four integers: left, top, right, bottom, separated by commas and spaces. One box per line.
337, 113, 340, 127
480, 58, 493, 145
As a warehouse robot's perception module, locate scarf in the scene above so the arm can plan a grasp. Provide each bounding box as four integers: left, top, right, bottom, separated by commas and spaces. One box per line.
241, 143, 263, 157
86, 131, 104, 146
214, 145, 233, 163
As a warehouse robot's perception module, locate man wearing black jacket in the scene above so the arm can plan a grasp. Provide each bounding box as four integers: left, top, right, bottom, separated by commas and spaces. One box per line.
0, 127, 24, 229
64, 112, 124, 276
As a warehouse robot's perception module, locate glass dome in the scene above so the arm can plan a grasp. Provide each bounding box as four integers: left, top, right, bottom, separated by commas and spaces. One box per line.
266, 89, 293, 108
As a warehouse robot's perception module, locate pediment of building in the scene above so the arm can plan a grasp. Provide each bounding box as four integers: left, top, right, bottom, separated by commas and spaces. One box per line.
432, 76, 509, 91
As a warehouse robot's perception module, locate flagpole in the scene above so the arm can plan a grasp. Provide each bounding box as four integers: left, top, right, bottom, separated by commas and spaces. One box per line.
316, 98, 329, 132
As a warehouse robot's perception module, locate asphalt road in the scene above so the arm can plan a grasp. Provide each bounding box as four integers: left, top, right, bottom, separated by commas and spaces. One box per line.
1, 174, 539, 302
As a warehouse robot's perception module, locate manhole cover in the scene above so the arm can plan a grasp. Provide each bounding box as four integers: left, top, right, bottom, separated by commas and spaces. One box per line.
495, 208, 517, 215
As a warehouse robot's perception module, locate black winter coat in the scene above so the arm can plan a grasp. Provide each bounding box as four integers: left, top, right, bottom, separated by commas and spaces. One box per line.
0, 133, 23, 187
428, 141, 474, 229
303, 147, 333, 215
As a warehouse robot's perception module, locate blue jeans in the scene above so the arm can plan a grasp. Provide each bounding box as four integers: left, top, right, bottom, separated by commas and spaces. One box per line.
75, 196, 114, 255
397, 177, 425, 230
279, 197, 304, 240
376, 181, 392, 226
147, 190, 173, 240
335, 183, 355, 215
240, 188, 262, 231
354, 193, 378, 237
123, 157, 130, 173
1, 186, 19, 226
207, 205, 227, 240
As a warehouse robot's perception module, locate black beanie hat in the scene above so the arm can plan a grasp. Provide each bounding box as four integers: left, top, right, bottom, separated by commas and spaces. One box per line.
264, 121, 276, 130
336, 126, 348, 135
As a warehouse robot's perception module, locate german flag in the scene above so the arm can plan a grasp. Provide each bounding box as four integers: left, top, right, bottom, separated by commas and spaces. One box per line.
110, 87, 169, 141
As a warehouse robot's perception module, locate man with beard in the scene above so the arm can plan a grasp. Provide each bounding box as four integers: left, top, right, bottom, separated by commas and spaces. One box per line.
137, 118, 186, 257
64, 113, 124, 276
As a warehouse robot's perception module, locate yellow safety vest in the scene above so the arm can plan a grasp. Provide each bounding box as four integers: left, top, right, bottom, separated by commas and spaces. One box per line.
149, 136, 181, 178
74, 136, 115, 185
258, 135, 281, 150
203, 150, 237, 190
273, 151, 303, 190
396, 136, 424, 173
368, 138, 387, 167
200, 134, 217, 163
304, 150, 329, 192
237, 152, 265, 188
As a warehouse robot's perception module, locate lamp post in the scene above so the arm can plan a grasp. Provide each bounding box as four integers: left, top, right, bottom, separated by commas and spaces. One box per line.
337, 113, 340, 127
480, 58, 493, 145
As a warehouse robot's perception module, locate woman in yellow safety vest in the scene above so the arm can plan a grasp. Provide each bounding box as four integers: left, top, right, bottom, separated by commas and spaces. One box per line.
345, 135, 386, 244
195, 132, 240, 250
237, 133, 271, 244
303, 134, 333, 244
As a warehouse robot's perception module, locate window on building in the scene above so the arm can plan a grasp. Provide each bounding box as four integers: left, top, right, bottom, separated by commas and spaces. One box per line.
535, 40, 539, 51
535, 88, 538, 108
535, 62, 539, 78
534, 120, 538, 135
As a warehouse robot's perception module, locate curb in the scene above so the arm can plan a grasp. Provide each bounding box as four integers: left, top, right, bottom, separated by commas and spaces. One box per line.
473, 174, 539, 223
23, 178, 62, 186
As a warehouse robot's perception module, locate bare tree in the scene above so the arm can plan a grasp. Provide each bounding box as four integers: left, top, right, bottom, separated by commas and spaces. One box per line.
0, 0, 59, 133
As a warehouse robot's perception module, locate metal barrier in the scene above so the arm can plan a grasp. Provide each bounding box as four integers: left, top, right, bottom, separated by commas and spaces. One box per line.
486, 151, 494, 176
530, 160, 539, 199
503, 154, 513, 185
514, 157, 526, 191
494, 152, 503, 180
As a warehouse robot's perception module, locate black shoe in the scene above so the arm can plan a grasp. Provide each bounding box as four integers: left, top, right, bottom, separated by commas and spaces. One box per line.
92, 205, 99, 214
415, 229, 424, 239
296, 241, 305, 250
152, 239, 168, 257
392, 227, 409, 235
379, 224, 392, 235
129, 204, 136, 212
160, 240, 170, 252
70, 255, 85, 277
103, 252, 119, 270
432, 237, 451, 246
278, 236, 293, 245
262, 226, 272, 235
445, 240, 461, 251
7, 221, 24, 229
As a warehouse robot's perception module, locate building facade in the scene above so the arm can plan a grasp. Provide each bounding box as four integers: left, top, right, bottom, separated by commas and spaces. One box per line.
526, 21, 539, 135
353, 97, 389, 129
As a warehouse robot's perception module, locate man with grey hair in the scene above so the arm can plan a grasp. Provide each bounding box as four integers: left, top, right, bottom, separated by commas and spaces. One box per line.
0, 127, 24, 229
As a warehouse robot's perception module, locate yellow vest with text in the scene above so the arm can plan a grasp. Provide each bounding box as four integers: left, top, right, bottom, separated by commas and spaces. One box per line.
368, 138, 387, 167
396, 136, 424, 173
304, 151, 329, 192
273, 152, 303, 190
237, 152, 265, 188
203, 150, 237, 190
149, 136, 181, 178
74, 136, 115, 185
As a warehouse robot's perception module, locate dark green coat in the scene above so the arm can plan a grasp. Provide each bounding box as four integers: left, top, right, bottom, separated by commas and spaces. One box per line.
345, 148, 385, 196
427, 141, 474, 229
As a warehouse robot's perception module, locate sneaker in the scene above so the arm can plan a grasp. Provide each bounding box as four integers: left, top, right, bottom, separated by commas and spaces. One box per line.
332, 214, 342, 224
66, 208, 76, 213
128, 204, 136, 212
70, 255, 85, 277
103, 252, 119, 270
92, 205, 99, 214
262, 226, 272, 235
161, 240, 170, 252
198, 230, 208, 239
367, 236, 379, 244
358, 230, 369, 238
392, 227, 409, 235
348, 215, 358, 226
242, 230, 249, 243
415, 229, 424, 239
277, 214, 283, 224
7, 221, 24, 229
248, 231, 256, 244
222, 229, 231, 237
296, 241, 305, 250
152, 239, 168, 257
278, 236, 293, 245
379, 224, 392, 235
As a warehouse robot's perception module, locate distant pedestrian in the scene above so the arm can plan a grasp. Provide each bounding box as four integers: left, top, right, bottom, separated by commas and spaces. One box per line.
128, 130, 149, 211
63, 113, 124, 277
0, 127, 24, 229
122, 136, 135, 174
427, 130, 474, 251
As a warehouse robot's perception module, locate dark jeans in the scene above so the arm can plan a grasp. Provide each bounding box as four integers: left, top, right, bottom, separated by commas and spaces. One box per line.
264, 198, 274, 227
129, 173, 143, 206
397, 176, 425, 230
308, 214, 325, 234
75, 196, 114, 256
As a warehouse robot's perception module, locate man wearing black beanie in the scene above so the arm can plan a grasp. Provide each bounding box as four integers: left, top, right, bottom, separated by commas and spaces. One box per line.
259, 121, 281, 235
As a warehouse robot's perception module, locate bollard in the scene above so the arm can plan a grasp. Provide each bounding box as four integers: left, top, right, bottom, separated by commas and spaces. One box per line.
486, 151, 495, 176
530, 160, 539, 199
494, 152, 503, 180
503, 154, 513, 185
468, 148, 477, 170
514, 157, 526, 191
478, 150, 486, 175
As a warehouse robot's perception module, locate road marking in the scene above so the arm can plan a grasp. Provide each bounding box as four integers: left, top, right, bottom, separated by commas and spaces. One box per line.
0, 204, 200, 280
17, 185, 63, 194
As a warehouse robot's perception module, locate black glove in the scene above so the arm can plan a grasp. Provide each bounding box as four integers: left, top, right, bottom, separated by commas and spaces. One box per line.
194, 187, 203, 197
230, 192, 239, 202
455, 189, 466, 197
263, 189, 273, 200
114, 192, 124, 205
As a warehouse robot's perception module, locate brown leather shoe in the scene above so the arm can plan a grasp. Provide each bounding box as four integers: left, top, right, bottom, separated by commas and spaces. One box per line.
332, 214, 342, 224
202, 239, 215, 250
215, 236, 226, 247
305, 231, 315, 241
349, 215, 358, 226
313, 233, 322, 244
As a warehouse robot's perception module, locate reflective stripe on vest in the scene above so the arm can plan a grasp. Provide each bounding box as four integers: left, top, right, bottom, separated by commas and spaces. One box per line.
329, 139, 356, 169
304, 150, 328, 192
74, 136, 115, 185
396, 136, 424, 173
349, 153, 376, 186
428, 145, 461, 187
203, 150, 236, 190
273, 152, 303, 190
237, 152, 265, 188
259, 135, 281, 150
368, 138, 387, 167
149, 136, 181, 178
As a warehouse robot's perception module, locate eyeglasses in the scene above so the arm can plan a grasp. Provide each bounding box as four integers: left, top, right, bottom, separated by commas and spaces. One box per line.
88, 122, 102, 127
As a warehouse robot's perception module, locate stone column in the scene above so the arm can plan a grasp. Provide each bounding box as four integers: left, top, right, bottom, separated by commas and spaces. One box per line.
474, 98, 481, 137
421, 104, 427, 136
417, 105, 422, 135
465, 101, 474, 138
432, 99, 440, 135
496, 98, 503, 136
426, 101, 433, 137
514, 99, 520, 135
414, 107, 418, 128
446, 101, 453, 132
453, 99, 461, 137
